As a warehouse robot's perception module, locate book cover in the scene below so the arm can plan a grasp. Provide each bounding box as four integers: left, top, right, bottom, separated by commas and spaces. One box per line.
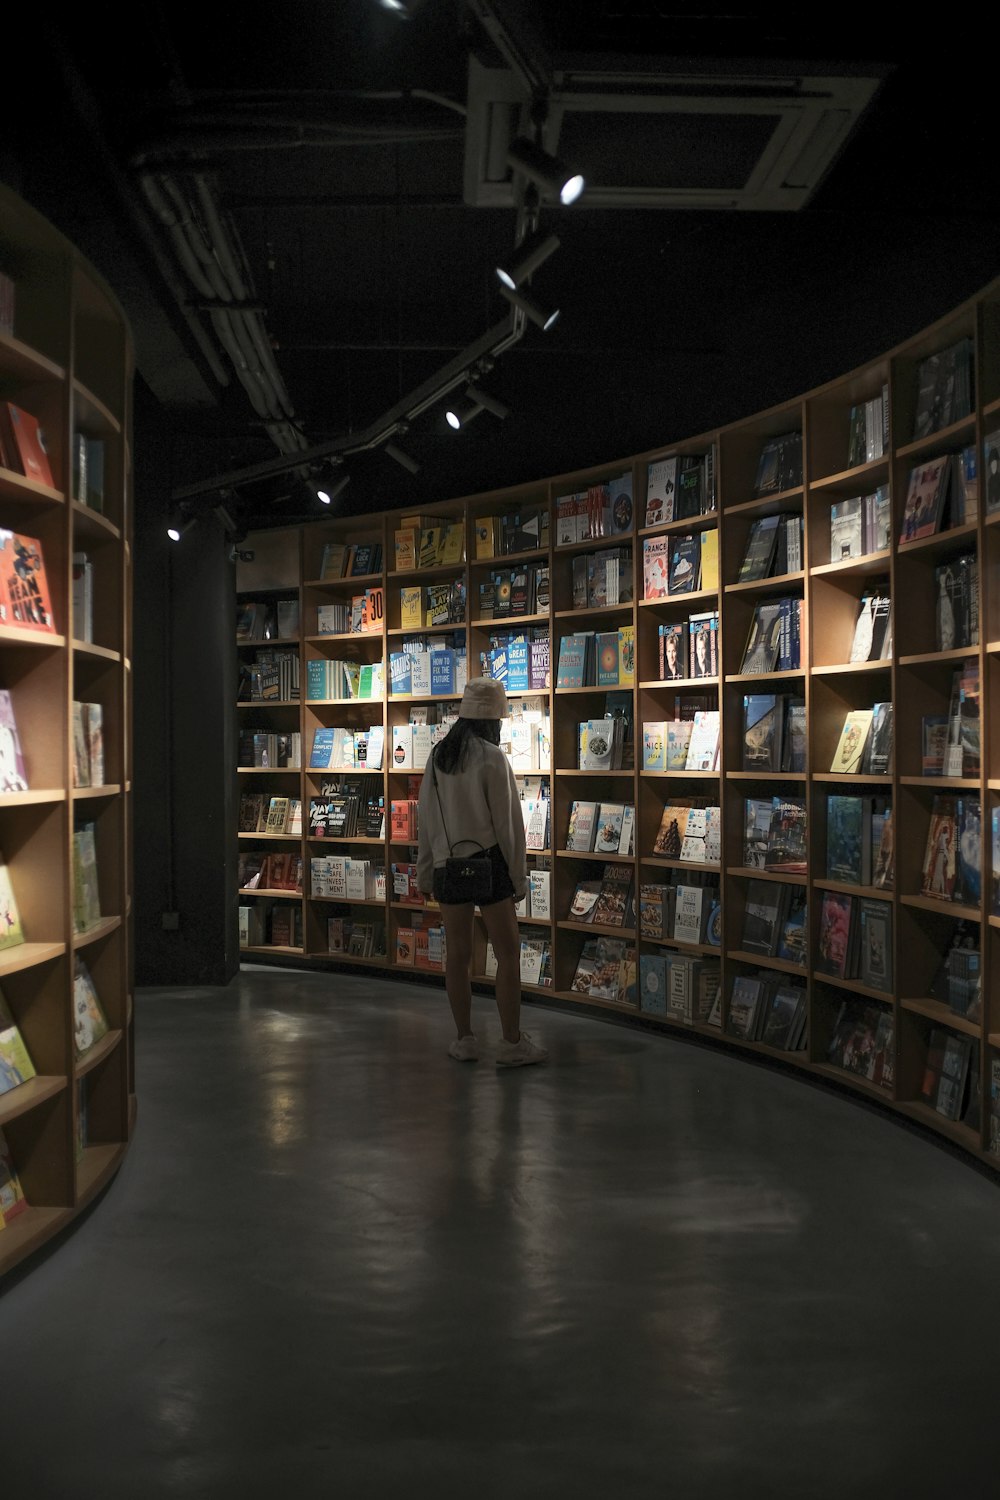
0, 855, 24, 949
763, 798, 807, 874
73, 956, 110, 1057
922, 795, 958, 900
642, 536, 671, 600
0, 688, 28, 792
742, 797, 774, 868
592, 865, 633, 927
829, 498, 863, 562
829, 709, 873, 775
858, 898, 893, 992
0, 1126, 28, 1222
653, 803, 690, 858
776, 891, 807, 967
863, 702, 894, 776
645, 456, 677, 526
740, 601, 783, 675
727, 975, 765, 1039
899, 457, 950, 543
739, 514, 781, 581
0, 992, 36, 1095
825, 795, 871, 885
565, 800, 598, 853
742, 693, 781, 772
740, 879, 786, 956
1, 402, 55, 487
684, 710, 719, 771
665, 720, 694, 771
816, 891, 856, 977
668, 535, 700, 595
688, 613, 719, 679
568, 880, 602, 922
0, 531, 56, 632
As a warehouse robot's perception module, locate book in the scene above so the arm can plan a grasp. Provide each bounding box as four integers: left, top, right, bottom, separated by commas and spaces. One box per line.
740, 600, 784, 675
0, 402, 55, 487
740, 879, 787, 957
565, 801, 598, 853
985, 428, 1000, 514
863, 702, 894, 776
858, 898, 893, 992
0, 531, 56, 632
816, 891, 857, 978
668, 535, 700, 595
73, 956, 110, 1056
0, 989, 36, 1095
642, 536, 671, 600
742, 797, 774, 869
0, 689, 28, 792
829, 709, 873, 775
0, 1126, 28, 1222
592, 865, 633, 927
0, 855, 24, 949
738, 514, 781, 581
72, 825, 102, 933
763, 798, 807, 874
593, 802, 627, 856
742, 694, 782, 772
899, 457, 950, 543
645, 456, 678, 526
848, 588, 891, 662
829, 498, 863, 562
922, 795, 958, 901
688, 612, 719, 679
684, 710, 720, 771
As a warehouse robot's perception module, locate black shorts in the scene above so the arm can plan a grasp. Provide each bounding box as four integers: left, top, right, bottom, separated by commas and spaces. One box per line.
433, 844, 517, 906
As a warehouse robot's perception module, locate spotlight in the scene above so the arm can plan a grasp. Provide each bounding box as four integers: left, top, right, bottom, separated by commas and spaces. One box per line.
385, 440, 420, 474
496, 227, 561, 290
445, 398, 485, 432
498, 282, 561, 332
167, 517, 197, 542
465, 384, 510, 421
376, 0, 426, 15
506, 137, 585, 206
314, 471, 351, 506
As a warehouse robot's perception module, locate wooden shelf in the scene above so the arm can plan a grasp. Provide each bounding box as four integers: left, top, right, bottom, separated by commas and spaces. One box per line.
899, 893, 981, 922
724, 570, 804, 595
814, 971, 893, 1002
899, 996, 980, 1036
728, 949, 808, 976
727, 866, 807, 884
0, 184, 133, 1285
637, 587, 718, 609
810, 549, 892, 577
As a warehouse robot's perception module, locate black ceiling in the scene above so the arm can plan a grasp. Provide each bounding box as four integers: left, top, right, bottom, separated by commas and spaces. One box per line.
7, 5, 1000, 531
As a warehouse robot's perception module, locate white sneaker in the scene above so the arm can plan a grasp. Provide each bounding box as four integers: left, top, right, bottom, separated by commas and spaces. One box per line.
496, 1031, 548, 1068
448, 1034, 480, 1062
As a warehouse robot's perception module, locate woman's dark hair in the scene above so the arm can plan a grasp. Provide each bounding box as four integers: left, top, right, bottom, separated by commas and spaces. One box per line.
433, 716, 501, 774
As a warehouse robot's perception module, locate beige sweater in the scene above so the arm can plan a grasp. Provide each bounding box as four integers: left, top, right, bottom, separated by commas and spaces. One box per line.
416, 738, 527, 898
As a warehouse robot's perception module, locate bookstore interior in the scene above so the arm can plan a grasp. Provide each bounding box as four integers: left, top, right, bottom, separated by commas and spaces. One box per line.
4, 30, 1000, 1279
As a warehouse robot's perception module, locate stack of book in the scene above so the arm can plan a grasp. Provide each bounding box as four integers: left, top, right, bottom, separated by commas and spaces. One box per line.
816, 891, 893, 991
752, 432, 803, 495
569, 937, 636, 1005
643, 450, 717, 527
829, 487, 891, 560
565, 800, 635, 855
847, 385, 889, 466
825, 1000, 894, 1088
639, 951, 721, 1025
554, 473, 633, 545
727, 972, 808, 1050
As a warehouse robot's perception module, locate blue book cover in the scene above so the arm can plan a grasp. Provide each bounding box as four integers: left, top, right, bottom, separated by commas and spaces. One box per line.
309, 727, 335, 768
430, 649, 456, 696
556, 632, 590, 688
388, 651, 412, 696
639, 954, 668, 1016
506, 639, 530, 691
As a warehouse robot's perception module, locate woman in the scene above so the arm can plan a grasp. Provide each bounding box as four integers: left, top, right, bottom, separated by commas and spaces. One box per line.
417, 676, 547, 1067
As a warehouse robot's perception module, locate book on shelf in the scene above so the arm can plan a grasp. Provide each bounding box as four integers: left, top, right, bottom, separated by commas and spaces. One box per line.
645, 455, 678, 526
684, 710, 720, 771
776, 890, 807, 967
848, 586, 892, 662
738, 514, 781, 581
858, 898, 893, 991
752, 432, 802, 495
863, 702, 893, 776
921, 795, 959, 901
0, 402, 55, 488
741, 693, 782, 772
816, 890, 858, 978
0, 1126, 28, 1223
825, 794, 875, 885
592, 865, 634, 927
872, 805, 895, 889
740, 599, 785, 674
667, 534, 701, 595
658, 623, 688, 681
898, 456, 950, 543
72, 824, 101, 933
642, 536, 671, 600
921, 714, 950, 777
826, 1000, 893, 1086
0, 988, 35, 1096
0, 530, 56, 633
740, 879, 788, 957
984, 428, 1000, 514
565, 800, 598, 853
73, 956, 110, 1057
759, 982, 807, 1050
935, 1033, 974, 1121
672, 883, 714, 945
688, 612, 719, 679
0, 688, 28, 793
742, 797, 774, 869
934, 552, 978, 651
912, 337, 974, 441
847, 386, 889, 467
0, 854, 24, 949
762, 797, 807, 874
829, 709, 873, 776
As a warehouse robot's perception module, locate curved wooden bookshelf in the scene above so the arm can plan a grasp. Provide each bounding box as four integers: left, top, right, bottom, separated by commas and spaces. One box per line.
232, 269, 1000, 1176
0, 185, 134, 1279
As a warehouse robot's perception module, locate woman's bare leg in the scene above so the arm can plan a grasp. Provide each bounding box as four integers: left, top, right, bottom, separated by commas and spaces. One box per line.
440, 901, 475, 1036
480, 897, 521, 1043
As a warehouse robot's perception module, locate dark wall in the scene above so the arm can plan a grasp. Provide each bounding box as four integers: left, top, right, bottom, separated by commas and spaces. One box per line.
132, 381, 238, 986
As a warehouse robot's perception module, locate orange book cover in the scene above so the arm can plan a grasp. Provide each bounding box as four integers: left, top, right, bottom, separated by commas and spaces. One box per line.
2, 403, 55, 488
0, 532, 57, 633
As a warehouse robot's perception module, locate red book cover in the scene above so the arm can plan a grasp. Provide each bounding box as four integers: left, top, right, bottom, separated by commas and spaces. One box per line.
0, 531, 57, 633
2, 403, 55, 489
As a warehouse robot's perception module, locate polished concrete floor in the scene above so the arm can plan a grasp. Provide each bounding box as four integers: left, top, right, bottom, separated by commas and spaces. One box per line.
2, 967, 1000, 1498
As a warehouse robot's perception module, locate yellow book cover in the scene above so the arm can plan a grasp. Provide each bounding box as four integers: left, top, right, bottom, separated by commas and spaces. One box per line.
0, 857, 24, 949
265, 796, 290, 834
320, 541, 348, 580
830, 709, 874, 775
394, 527, 418, 571
700, 527, 720, 592
617, 624, 636, 686
438, 521, 465, 565
73, 956, 109, 1058
400, 585, 422, 629
475, 516, 498, 559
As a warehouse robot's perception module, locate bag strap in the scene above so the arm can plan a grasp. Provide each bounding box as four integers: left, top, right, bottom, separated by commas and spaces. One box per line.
430, 746, 488, 857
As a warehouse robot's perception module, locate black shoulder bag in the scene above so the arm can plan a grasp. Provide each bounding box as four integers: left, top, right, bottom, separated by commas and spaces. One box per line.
431, 749, 494, 905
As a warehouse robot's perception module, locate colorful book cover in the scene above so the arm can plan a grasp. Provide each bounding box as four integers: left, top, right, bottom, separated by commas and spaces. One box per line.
0, 689, 28, 792
0, 856, 24, 949
642, 536, 671, 600
0, 531, 57, 633
73, 956, 110, 1057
